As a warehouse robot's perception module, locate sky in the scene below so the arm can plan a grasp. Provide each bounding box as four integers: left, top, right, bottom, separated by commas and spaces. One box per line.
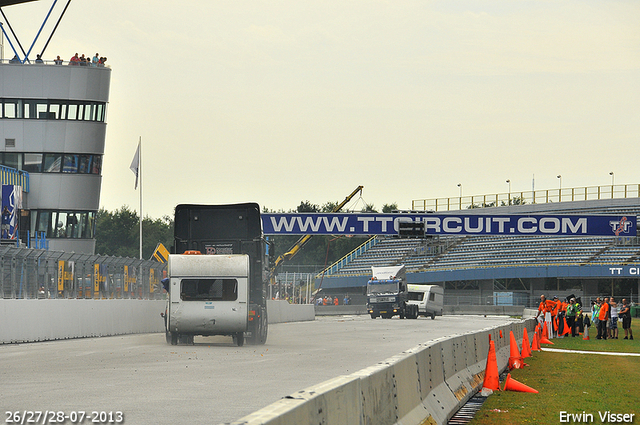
2, 0, 639, 218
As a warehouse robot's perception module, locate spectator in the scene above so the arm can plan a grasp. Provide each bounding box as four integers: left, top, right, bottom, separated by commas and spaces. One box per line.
92, 53, 99, 67
1, 206, 10, 238
591, 298, 601, 331
619, 299, 633, 340
610, 297, 619, 339
597, 297, 609, 340
35, 54, 44, 64
333, 296, 338, 306
9, 54, 21, 64
69, 53, 79, 65
575, 305, 584, 334
343, 295, 351, 305
566, 298, 578, 337
54, 55, 63, 65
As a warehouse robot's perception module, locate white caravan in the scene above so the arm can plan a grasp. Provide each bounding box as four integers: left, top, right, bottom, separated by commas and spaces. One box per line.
406, 284, 444, 319
164, 253, 250, 346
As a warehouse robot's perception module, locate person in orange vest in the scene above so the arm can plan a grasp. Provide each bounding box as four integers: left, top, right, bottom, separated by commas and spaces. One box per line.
333, 296, 339, 306
597, 297, 610, 340
558, 297, 570, 337
535, 295, 548, 323
536, 295, 554, 339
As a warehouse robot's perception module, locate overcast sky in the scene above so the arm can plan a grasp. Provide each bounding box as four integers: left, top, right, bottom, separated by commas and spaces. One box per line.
3, 1, 639, 218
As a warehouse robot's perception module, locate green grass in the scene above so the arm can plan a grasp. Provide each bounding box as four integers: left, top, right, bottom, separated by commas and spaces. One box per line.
543, 325, 639, 353
469, 321, 640, 425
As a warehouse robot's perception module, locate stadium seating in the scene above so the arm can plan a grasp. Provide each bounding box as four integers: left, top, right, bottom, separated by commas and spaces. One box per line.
325, 202, 640, 277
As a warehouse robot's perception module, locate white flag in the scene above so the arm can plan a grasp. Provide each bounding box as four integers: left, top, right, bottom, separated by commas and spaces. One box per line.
130, 141, 140, 189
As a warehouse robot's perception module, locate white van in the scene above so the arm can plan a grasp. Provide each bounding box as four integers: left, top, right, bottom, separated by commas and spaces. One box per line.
164, 254, 250, 346
406, 284, 444, 319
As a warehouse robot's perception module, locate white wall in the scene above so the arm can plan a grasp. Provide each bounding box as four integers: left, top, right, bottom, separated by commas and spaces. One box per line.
0, 299, 166, 344
0, 299, 315, 344
267, 300, 315, 323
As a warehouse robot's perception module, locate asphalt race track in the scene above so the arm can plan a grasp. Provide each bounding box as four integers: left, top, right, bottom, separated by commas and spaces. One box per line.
1, 315, 515, 424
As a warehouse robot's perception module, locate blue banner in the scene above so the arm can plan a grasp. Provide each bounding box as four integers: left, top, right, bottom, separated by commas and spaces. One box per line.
1, 185, 21, 240
261, 213, 637, 237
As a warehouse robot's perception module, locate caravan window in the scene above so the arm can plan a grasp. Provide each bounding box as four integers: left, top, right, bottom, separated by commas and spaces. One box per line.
180, 279, 238, 301
407, 292, 424, 301
429, 292, 435, 302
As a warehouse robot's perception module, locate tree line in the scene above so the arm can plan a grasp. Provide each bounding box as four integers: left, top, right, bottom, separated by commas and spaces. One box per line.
95, 201, 398, 270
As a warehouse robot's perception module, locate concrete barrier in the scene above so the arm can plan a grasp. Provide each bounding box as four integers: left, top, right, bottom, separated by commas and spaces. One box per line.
226, 318, 536, 425
267, 300, 315, 324
316, 305, 528, 317
1, 299, 315, 344
444, 305, 525, 316
0, 299, 166, 344
315, 304, 369, 316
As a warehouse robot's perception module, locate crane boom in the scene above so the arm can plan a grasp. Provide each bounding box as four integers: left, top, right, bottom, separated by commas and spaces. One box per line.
269, 185, 363, 278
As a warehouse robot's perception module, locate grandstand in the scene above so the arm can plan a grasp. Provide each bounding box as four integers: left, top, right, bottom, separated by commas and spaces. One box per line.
316, 192, 640, 307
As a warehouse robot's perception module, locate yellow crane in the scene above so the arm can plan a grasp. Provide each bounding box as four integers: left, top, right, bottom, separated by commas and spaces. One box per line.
269, 185, 363, 279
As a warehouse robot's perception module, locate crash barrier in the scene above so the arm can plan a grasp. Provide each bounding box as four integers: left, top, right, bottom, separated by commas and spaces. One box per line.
0, 299, 315, 344
315, 305, 526, 316
444, 305, 525, 316
227, 318, 536, 425
315, 304, 369, 316
266, 300, 315, 323
0, 299, 166, 344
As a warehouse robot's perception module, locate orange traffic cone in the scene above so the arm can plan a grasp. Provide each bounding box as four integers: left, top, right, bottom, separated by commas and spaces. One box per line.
482, 340, 500, 391
521, 328, 532, 358
539, 334, 554, 345
503, 373, 538, 393
562, 317, 571, 336
541, 322, 549, 339
583, 326, 590, 340
531, 332, 541, 351
508, 331, 524, 369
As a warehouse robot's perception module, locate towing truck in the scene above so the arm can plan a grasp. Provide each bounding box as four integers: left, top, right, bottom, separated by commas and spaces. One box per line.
366, 265, 418, 319
162, 203, 269, 346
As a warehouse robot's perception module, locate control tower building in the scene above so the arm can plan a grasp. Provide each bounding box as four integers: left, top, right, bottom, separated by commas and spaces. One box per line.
0, 0, 110, 253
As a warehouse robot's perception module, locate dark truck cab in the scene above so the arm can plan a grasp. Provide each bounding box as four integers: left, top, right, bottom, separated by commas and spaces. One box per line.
170, 203, 268, 345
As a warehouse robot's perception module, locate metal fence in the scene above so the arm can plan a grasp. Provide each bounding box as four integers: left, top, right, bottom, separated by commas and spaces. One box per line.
412, 183, 640, 211
0, 246, 166, 300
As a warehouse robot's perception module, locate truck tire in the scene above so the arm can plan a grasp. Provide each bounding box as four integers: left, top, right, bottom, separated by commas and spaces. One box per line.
370, 313, 377, 319
410, 305, 419, 319
170, 332, 178, 345
431, 312, 436, 320
247, 306, 268, 345
235, 332, 245, 347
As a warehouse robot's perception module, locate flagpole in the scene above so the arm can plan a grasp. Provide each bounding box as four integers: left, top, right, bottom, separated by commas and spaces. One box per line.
139, 136, 143, 260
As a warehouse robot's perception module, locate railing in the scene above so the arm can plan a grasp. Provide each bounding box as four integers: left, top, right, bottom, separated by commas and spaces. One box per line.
0, 245, 165, 300
0, 165, 29, 192
412, 184, 640, 212
0, 58, 110, 68
316, 236, 379, 278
